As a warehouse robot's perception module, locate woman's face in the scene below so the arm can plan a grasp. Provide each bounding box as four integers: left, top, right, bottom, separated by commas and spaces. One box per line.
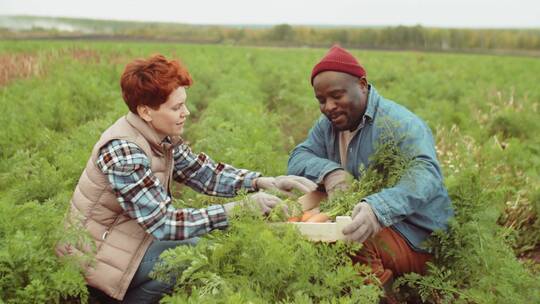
141, 86, 190, 138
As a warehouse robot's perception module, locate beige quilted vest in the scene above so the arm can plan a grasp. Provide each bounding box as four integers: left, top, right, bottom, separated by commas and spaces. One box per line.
60, 112, 180, 300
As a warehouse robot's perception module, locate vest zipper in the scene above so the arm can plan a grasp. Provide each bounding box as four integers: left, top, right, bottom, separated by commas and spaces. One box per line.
102, 215, 123, 241
166, 148, 173, 195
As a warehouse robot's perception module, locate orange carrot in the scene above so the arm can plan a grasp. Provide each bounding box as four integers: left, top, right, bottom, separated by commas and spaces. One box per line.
301, 210, 318, 222
287, 216, 300, 222
306, 213, 330, 223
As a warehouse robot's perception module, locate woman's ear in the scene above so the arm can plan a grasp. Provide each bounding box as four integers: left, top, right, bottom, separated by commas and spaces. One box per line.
137, 105, 153, 122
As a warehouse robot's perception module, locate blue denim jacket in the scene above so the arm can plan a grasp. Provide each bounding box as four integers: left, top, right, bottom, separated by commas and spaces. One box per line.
288, 86, 453, 252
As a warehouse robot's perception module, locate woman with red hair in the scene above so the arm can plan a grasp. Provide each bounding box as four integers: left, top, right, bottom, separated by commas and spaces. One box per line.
59, 54, 316, 303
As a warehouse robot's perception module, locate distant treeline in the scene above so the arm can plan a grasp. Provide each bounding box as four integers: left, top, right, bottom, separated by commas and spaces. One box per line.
219, 24, 540, 51
2, 16, 540, 53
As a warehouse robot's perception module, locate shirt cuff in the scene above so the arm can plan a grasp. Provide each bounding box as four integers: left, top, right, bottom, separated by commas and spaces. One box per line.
242, 171, 262, 192
206, 204, 229, 230
363, 194, 393, 227
316, 163, 344, 184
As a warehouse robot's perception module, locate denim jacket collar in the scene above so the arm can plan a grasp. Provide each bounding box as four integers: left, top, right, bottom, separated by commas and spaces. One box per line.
364, 84, 379, 124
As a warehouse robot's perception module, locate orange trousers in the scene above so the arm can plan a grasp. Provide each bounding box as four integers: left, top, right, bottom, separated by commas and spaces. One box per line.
351, 227, 432, 285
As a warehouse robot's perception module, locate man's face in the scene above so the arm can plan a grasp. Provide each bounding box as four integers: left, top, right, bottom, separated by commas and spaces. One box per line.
313, 71, 368, 131
141, 86, 190, 138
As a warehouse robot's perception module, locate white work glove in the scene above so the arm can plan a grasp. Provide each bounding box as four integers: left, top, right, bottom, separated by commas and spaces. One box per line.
223, 192, 282, 216
255, 175, 317, 196
323, 169, 351, 200
342, 202, 383, 243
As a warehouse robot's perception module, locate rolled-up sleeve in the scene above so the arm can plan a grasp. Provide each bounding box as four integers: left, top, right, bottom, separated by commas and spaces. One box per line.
287, 117, 342, 183
172, 143, 260, 196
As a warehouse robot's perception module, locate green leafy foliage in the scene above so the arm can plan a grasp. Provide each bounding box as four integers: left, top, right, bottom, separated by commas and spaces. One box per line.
0, 201, 89, 303
0, 40, 538, 303
152, 210, 382, 303
321, 139, 411, 218
395, 164, 540, 303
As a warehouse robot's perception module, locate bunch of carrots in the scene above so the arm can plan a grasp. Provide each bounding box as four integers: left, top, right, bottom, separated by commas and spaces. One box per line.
269, 195, 333, 223
287, 210, 330, 223
280, 192, 336, 223
267, 191, 342, 223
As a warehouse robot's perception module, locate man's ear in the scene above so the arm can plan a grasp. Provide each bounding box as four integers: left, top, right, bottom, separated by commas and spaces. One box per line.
358, 77, 368, 93
137, 105, 153, 122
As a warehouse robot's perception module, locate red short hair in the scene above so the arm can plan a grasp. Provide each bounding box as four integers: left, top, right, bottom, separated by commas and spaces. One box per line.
120, 54, 193, 113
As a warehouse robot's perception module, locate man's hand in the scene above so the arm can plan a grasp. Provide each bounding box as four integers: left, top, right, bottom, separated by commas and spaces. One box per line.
223, 192, 282, 216
323, 170, 351, 200
255, 175, 317, 196
342, 202, 383, 243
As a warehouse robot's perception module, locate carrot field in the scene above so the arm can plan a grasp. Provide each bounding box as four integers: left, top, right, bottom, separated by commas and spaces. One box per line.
0, 40, 539, 303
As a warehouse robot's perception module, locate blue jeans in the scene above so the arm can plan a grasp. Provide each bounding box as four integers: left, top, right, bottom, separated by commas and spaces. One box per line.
122, 238, 198, 304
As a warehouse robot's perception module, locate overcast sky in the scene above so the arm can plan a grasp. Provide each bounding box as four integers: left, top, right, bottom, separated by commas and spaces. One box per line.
1, 0, 539, 28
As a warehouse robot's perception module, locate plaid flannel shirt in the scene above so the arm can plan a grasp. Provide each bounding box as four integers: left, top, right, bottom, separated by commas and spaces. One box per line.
96, 139, 260, 240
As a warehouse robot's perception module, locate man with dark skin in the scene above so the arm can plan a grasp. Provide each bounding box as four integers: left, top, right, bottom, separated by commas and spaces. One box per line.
288, 46, 453, 295
314, 72, 368, 132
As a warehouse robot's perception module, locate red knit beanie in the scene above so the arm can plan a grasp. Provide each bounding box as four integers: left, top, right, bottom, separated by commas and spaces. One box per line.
311, 45, 366, 84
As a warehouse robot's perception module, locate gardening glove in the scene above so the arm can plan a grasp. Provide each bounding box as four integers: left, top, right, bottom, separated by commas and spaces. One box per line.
223, 191, 282, 216
323, 169, 351, 200
255, 175, 317, 196
342, 202, 383, 243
